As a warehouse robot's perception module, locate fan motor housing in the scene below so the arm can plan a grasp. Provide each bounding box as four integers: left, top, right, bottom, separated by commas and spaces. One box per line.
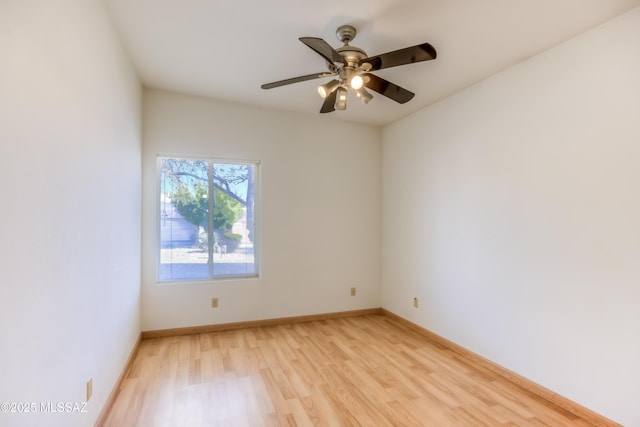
336, 45, 366, 65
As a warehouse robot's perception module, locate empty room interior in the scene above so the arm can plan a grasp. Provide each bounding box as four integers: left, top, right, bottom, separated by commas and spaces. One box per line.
2, 0, 640, 426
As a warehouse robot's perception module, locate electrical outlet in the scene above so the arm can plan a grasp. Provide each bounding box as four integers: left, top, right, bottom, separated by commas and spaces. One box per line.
413, 297, 419, 308
350, 287, 356, 296
211, 297, 219, 308
86, 378, 92, 401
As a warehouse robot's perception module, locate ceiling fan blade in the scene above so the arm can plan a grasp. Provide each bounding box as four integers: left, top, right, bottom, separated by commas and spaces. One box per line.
320, 87, 338, 113
299, 37, 344, 64
363, 73, 415, 104
261, 71, 336, 89
359, 42, 436, 71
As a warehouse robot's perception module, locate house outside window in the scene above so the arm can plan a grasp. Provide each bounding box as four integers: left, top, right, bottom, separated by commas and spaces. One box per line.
158, 156, 259, 282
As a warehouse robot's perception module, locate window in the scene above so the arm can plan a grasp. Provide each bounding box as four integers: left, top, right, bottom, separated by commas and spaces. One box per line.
158, 156, 259, 282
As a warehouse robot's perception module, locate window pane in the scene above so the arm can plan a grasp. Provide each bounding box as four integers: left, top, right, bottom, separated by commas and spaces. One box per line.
159, 158, 210, 281
212, 163, 256, 277
158, 157, 258, 282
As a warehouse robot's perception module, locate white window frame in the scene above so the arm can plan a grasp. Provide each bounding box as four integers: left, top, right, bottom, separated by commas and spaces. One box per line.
156, 155, 261, 283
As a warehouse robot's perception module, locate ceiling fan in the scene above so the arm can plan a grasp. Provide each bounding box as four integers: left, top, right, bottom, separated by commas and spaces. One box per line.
261, 25, 437, 113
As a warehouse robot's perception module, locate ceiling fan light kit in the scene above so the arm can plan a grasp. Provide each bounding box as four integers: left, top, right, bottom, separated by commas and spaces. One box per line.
336, 87, 348, 110
261, 24, 437, 114
355, 87, 373, 105
318, 79, 340, 98
350, 74, 364, 90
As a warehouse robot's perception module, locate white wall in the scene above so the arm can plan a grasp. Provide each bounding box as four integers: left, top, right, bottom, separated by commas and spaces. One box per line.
0, 1, 141, 426
142, 89, 381, 331
382, 7, 640, 426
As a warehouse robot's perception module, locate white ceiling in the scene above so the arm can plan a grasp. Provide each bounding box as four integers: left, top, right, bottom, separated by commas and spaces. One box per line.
104, 0, 640, 126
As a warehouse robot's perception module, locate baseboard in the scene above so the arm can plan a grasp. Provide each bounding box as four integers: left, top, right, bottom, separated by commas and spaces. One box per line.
94, 332, 142, 427
141, 307, 383, 339
380, 309, 621, 427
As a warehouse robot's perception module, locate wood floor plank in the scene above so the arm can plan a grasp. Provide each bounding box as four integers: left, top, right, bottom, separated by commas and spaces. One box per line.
100, 314, 606, 426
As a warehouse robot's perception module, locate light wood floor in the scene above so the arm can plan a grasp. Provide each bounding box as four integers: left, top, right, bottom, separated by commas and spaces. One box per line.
101, 314, 596, 426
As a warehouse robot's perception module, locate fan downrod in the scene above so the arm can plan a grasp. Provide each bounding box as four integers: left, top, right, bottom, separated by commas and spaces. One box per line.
336, 25, 357, 44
